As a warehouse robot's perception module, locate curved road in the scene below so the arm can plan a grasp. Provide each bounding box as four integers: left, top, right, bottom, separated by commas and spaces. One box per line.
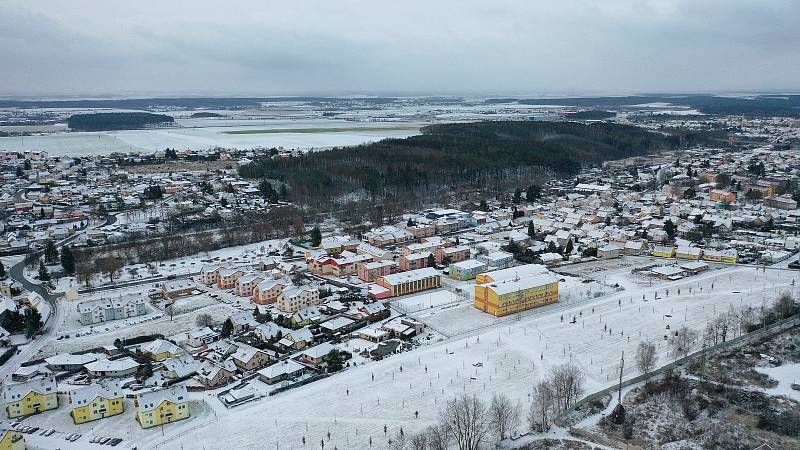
0, 215, 115, 381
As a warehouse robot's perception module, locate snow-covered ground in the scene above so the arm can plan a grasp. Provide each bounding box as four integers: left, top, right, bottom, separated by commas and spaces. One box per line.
0, 120, 421, 156
756, 363, 800, 402
73, 237, 292, 289
36, 302, 235, 358
75, 264, 790, 450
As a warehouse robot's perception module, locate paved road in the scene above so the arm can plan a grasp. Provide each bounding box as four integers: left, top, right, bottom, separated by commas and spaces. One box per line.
77, 271, 202, 294
1, 214, 116, 381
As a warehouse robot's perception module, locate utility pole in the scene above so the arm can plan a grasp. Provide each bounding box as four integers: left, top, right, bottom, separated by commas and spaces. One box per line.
618, 351, 624, 405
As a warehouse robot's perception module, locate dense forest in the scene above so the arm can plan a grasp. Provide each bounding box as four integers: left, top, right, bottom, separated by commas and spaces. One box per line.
239, 120, 704, 210
190, 112, 223, 118
67, 112, 174, 131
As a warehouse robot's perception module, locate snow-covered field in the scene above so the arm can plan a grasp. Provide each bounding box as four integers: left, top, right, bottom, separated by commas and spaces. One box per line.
81, 264, 791, 450
0, 119, 421, 156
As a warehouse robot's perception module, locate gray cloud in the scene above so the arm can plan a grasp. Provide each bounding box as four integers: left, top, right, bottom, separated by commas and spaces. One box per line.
1, 0, 798, 97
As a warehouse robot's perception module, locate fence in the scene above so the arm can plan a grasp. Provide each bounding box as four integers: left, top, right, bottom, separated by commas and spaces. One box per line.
554, 314, 800, 430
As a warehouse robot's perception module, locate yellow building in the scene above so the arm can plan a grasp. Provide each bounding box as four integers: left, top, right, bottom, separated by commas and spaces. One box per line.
675, 246, 702, 260
68, 384, 124, 424
138, 339, 183, 362
2, 376, 58, 419
0, 430, 24, 450
652, 245, 676, 258
135, 386, 190, 429
475, 263, 548, 286
703, 248, 738, 264
474, 274, 559, 317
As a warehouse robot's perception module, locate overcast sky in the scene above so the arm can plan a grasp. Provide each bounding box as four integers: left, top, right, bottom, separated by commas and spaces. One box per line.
1, 0, 798, 98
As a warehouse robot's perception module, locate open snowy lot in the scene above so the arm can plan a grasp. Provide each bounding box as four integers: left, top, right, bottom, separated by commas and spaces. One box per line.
79, 264, 793, 450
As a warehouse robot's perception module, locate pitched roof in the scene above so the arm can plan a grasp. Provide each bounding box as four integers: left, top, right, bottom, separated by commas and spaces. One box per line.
136, 385, 188, 412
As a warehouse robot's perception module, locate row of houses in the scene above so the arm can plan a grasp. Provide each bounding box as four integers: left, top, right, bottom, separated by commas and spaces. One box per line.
0, 374, 190, 429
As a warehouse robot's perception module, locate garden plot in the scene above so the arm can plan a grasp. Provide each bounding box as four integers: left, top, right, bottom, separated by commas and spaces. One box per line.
36, 303, 236, 358
168, 293, 219, 315
756, 363, 800, 402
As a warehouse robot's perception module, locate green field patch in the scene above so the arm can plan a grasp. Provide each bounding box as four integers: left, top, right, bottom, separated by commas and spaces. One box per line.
223, 126, 419, 135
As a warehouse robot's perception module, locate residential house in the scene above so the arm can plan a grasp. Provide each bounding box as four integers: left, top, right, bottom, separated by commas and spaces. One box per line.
399, 252, 431, 272
309, 253, 373, 277
652, 245, 676, 258
358, 302, 390, 322
231, 343, 274, 372
276, 327, 314, 350
291, 306, 323, 326
185, 327, 219, 348
381, 317, 426, 339
68, 383, 124, 424
139, 339, 183, 362
623, 240, 645, 256
77, 295, 148, 325
0, 430, 24, 450
319, 316, 357, 335
44, 353, 97, 372
254, 322, 290, 342
134, 386, 190, 429
229, 310, 260, 332
253, 279, 289, 305
300, 343, 334, 367
217, 269, 246, 289
357, 260, 396, 283
257, 360, 307, 385
709, 190, 736, 203
276, 285, 320, 313
235, 274, 264, 297
435, 245, 470, 265
597, 244, 623, 259
199, 266, 224, 286
85, 358, 139, 378
196, 360, 236, 388
161, 355, 199, 379
2, 376, 58, 418
161, 279, 196, 300
676, 246, 702, 260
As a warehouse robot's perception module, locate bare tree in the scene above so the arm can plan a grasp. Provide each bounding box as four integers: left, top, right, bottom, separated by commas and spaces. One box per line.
441, 394, 490, 450
409, 432, 428, 450
549, 363, 585, 413
528, 380, 555, 432
195, 313, 214, 327
670, 326, 698, 360
97, 256, 124, 283
635, 341, 658, 377
76, 260, 95, 287
424, 424, 449, 450
389, 430, 408, 450
489, 393, 520, 441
